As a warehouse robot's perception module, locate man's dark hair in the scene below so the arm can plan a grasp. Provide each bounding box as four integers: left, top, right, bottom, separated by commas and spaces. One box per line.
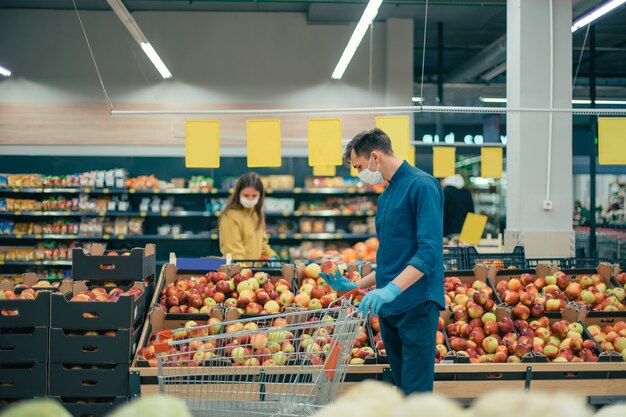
343, 128, 394, 165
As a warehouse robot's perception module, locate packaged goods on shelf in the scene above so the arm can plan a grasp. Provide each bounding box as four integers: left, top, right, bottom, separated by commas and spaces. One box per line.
0, 173, 44, 188
188, 176, 214, 191
265, 198, 295, 213
0, 241, 82, 262
296, 196, 376, 213
206, 198, 227, 213
261, 175, 294, 190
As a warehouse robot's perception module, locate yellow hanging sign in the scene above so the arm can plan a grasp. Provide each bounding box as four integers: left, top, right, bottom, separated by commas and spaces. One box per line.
308, 118, 343, 166
598, 117, 626, 165
481, 147, 503, 178
246, 120, 282, 168
185, 120, 221, 168
459, 213, 488, 245
313, 165, 336, 177
375, 116, 410, 160
408, 146, 416, 167
432, 146, 455, 178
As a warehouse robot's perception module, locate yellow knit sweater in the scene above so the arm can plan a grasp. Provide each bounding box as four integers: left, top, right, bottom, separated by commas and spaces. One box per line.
218, 208, 276, 260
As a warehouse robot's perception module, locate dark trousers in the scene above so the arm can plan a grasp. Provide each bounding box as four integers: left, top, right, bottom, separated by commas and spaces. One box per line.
379, 301, 439, 394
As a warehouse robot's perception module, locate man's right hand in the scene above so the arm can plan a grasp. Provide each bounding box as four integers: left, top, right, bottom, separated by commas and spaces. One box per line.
319, 270, 357, 293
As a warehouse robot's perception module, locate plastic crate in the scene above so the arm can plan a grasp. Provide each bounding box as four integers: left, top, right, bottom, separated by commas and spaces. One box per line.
526, 258, 569, 269
466, 246, 526, 270
72, 244, 156, 282
443, 247, 467, 271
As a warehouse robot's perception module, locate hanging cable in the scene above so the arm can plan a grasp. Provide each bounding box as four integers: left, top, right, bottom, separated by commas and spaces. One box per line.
419, 0, 430, 106
573, 24, 591, 90
72, 0, 113, 110
544, 0, 555, 211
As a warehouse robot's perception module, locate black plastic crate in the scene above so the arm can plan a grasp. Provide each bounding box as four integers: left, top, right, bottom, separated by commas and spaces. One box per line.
526, 258, 569, 269
48, 363, 129, 398
50, 325, 143, 365
0, 327, 48, 363
0, 362, 47, 398
443, 247, 468, 271
55, 396, 128, 417
51, 282, 151, 331
466, 246, 526, 270
567, 258, 612, 269
72, 244, 156, 282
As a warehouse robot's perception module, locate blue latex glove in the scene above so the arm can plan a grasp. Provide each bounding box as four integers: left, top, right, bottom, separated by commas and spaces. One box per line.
319, 270, 357, 293
357, 283, 402, 316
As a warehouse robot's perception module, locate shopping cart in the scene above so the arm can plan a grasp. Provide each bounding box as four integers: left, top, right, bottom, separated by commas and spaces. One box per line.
154, 296, 366, 417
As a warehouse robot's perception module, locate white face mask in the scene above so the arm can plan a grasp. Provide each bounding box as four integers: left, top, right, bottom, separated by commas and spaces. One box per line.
240, 197, 259, 209
357, 156, 384, 185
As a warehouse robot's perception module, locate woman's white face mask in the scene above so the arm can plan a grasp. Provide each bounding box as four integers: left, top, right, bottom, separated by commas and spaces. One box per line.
357, 156, 384, 185
240, 197, 259, 209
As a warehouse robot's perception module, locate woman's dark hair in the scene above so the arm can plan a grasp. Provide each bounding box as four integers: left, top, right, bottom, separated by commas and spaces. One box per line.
343, 128, 394, 165
220, 172, 266, 230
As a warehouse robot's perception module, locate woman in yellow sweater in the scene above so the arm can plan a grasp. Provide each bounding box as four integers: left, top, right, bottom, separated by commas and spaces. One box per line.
218, 172, 277, 260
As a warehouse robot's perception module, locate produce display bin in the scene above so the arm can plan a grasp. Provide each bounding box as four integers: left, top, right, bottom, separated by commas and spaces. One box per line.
72, 244, 156, 282
54, 396, 128, 417
466, 246, 526, 270
48, 363, 130, 398
50, 325, 143, 365
0, 327, 48, 364
0, 362, 47, 398
51, 281, 151, 330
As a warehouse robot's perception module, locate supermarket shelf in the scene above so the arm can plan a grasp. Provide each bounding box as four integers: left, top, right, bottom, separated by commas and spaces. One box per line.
0, 187, 380, 196
268, 233, 376, 240
0, 210, 377, 218
0, 260, 72, 266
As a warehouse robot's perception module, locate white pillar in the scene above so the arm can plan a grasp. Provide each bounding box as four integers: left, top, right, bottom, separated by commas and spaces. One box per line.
505, 0, 573, 258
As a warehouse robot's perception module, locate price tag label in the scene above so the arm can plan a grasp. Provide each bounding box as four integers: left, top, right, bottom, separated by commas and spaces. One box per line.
140, 212, 147, 217
294, 211, 301, 216
211, 234, 218, 240
161, 211, 168, 217
118, 234, 125, 240
355, 211, 363, 216
35, 261, 42, 265
12, 188, 19, 192
294, 233, 302, 239
278, 233, 287, 239
173, 235, 180, 240
336, 233, 344, 239
294, 188, 302, 194
129, 189, 136, 194
14, 211, 21, 216
67, 235, 76, 239
103, 188, 110, 194
103, 234, 110, 240
99, 212, 106, 217
15, 234, 23, 239
348, 187, 356, 193
210, 189, 217, 194
35, 234, 43, 239
83, 188, 91, 193
282, 211, 290, 217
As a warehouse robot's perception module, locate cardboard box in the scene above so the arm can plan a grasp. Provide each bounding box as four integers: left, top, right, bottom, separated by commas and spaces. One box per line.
0, 326, 48, 364
51, 281, 151, 330
48, 363, 129, 398
132, 306, 223, 368
49, 325, 143, 365
0, 274, 72, 328
0, 362, 47, 398
72, 244, 156, 282
54, 396, 128, 417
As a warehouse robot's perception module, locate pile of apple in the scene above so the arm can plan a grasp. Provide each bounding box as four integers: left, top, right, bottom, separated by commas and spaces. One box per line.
296, 262, 363, 310
370, 315, 385, 356
616, 272, 626, 289
551, 271, 626, 312
444, 277, 497, 322
158, 269, 295, 316
70, 286, 142, 302
350, 325, 374, 364
494, 273, 568, 320
514, 318, 599, 362
446, 311, 524, 363
587, 321, 626, 361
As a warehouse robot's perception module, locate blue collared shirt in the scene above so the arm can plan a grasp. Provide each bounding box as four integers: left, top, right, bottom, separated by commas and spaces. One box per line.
375, 161, 445, 316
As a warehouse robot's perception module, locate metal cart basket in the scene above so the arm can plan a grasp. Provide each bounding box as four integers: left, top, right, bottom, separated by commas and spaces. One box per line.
156, 297, 365, 417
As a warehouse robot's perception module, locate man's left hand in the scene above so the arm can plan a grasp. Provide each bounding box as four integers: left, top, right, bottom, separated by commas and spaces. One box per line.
357, 283, 402, 316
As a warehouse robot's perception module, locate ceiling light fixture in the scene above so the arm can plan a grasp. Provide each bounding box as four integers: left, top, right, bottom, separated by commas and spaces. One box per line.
106, 0, 172, 79
571, 0, 626, 32
331, 0, 383, 80
481, 62, 507, 81
0, 64, 11, 77
412, 97, 424, 103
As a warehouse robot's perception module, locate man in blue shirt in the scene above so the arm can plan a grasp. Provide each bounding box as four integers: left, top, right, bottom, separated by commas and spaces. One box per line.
322, 128, 444, 394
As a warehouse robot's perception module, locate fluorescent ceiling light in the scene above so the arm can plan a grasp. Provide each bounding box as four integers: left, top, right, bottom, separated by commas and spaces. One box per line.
412, 97, 424, 103
106, 0, 172, 79
572, 0, 626, 32
481, 62, 506, 81
0, 65, 11, 77
331, 0, 383, 80
480, 97, 626, 105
